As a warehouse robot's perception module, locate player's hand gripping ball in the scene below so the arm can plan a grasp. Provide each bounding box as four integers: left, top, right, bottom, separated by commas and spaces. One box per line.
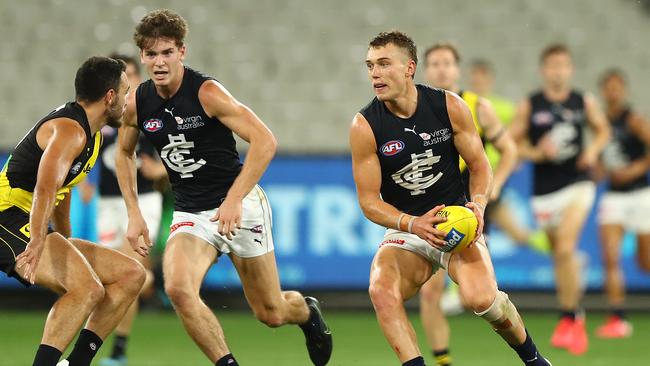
434, 206, 478, 253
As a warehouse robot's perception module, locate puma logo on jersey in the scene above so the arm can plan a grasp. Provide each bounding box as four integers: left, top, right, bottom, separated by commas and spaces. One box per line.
404, 125, 417, 135
404, 125, 442, 144
391, 149, 443, 195
160, 134, 207, 178
164, 107, 184, 124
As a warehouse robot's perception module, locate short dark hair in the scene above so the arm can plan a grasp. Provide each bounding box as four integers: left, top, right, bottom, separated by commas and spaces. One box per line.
470, 59, 493, 74
423, 43, 461, 64
108, 52, 140, 75
134, 9, 188, 49
75, 56, 126, 103
599, 68, 627, 87
369, 31, 418, 65
540, 43, 571, 63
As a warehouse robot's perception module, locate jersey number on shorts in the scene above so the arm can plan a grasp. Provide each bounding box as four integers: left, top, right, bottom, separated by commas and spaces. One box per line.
391, 149, 442, 195
160, 134, 207, 178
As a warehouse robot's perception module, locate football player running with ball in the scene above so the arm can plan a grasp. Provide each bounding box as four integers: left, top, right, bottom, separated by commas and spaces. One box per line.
350, 31, 551, 366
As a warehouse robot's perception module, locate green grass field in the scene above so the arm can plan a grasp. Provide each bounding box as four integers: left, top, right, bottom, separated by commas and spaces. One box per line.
1, 310, 647, 365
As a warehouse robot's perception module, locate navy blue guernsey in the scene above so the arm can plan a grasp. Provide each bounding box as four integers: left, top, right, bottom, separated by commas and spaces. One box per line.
528, 90, 588, 195
98, 126, 156, 197
360, 85, 466, 216
136, 66, 242, 212
601, 107, 648, 192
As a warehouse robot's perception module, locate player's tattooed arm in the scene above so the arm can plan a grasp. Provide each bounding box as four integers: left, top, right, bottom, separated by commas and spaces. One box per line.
199, 80, 277, 239
477, 97, 517, 201
16, 118, 86, 283
116, 89, 152, 256
349, 113, 448, 248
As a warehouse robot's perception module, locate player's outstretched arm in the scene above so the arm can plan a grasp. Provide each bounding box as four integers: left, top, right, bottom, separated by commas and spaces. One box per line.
477, 97, 517, 201
199, 80, 277, 239
15, 118, 86, 283
447, 92, 491, 237
349, 113, 447, 248
580, 93, 611, 170
116, 91, 152, 256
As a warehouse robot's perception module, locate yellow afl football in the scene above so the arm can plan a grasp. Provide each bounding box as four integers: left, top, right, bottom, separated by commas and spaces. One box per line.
434, 206, 478, 253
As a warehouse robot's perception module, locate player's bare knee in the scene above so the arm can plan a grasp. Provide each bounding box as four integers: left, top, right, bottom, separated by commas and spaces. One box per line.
368, 282, 402, 313
553, 244, 574, 261
459, 278, 496, 313
73, 278, 105, 308
603, 254, 619, 271
123, 258, 147, 294
464, 288, 497, 314
165, 282, 197, 310
419, 280, 443, 302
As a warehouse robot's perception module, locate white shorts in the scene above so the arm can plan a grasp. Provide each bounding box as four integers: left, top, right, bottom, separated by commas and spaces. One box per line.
380, 229, 454, 272
531, 181, 596, 230
168, 185, 274, 258
598, 187, 650, 233
98, 192, 163, 249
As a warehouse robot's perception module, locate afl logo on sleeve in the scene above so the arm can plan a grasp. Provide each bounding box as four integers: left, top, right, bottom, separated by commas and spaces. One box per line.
381, 140, 405, 156
143, 119, 164, 132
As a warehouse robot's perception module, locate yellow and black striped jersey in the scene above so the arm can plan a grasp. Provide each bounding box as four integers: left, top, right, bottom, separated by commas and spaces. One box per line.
458, 90, 484, 172
0, 102, 102, 213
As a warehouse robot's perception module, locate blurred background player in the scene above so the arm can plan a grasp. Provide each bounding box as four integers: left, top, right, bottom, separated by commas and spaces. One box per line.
82, 53, 166, 366
469, 59, 550, 253
596, 68, 650, 338
418, 43, 518, 366
116, 10, 332, 366
0, 56, 145, 366
351, 31, 550, 366
510, 44, 610, 355
469, 59, 516, 124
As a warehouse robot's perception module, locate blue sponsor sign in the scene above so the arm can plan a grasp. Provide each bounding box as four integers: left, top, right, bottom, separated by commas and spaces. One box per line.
1, 153, 648, 291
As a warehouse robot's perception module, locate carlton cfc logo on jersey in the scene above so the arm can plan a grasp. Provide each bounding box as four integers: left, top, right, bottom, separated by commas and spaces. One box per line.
143, 118, 164, 132
381, 140, 405, 156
